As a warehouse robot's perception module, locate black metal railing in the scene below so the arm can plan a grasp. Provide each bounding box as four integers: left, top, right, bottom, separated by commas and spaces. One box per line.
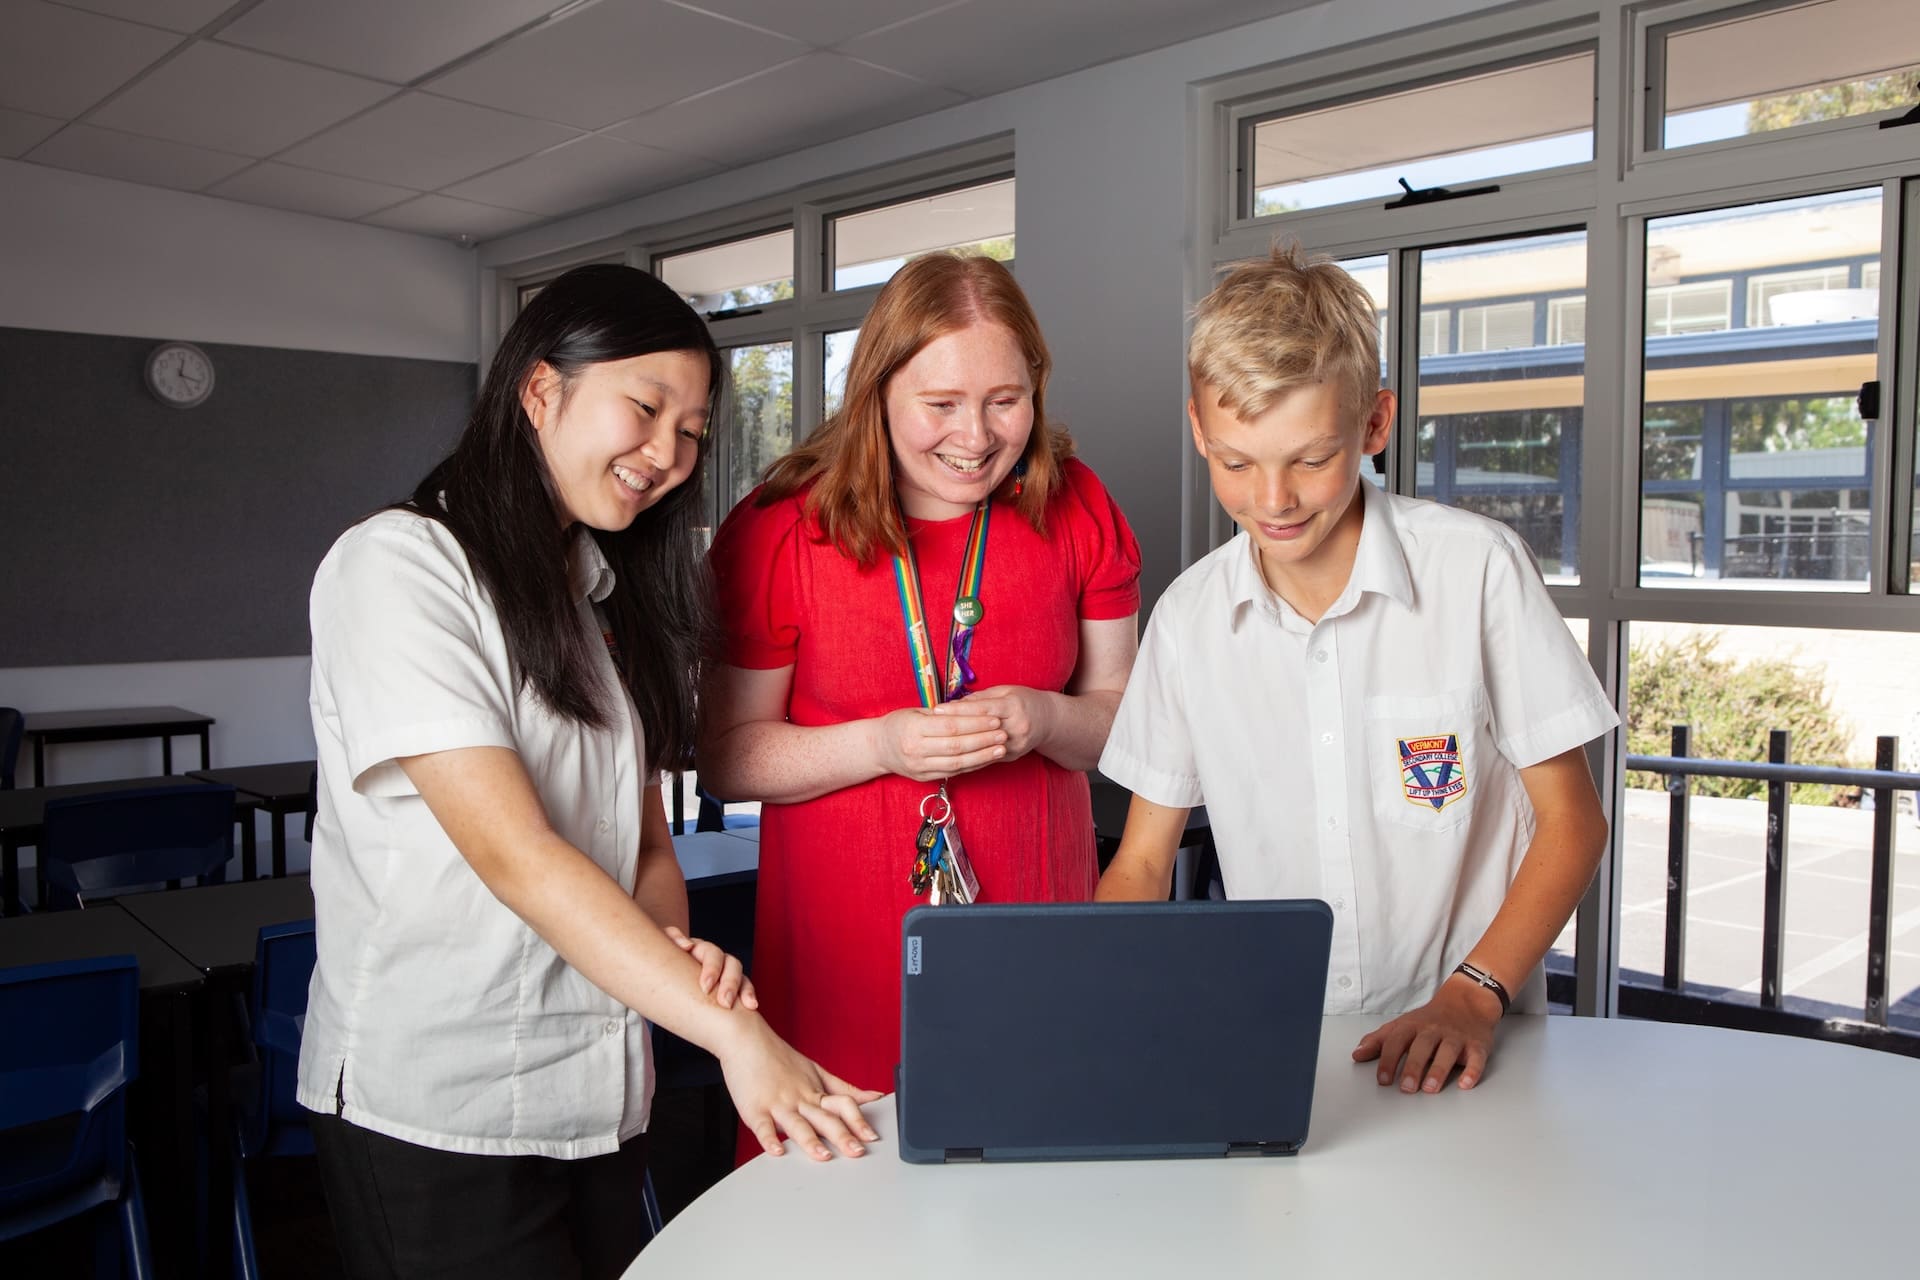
1553, 725, 1920, 1058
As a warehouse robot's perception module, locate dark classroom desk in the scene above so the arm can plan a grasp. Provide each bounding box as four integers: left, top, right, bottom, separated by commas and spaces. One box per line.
23, 705, 215, 787
191, 761, 316, 880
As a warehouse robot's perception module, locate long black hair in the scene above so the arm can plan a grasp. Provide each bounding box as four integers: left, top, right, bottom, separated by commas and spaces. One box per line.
408, 263, 722, 773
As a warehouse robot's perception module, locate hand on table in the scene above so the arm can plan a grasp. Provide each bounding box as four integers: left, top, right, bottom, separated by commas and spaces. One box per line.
664, 926, 756, 1010
933, 685, 1054, 764
719, 1017, 884, 1161
872, 706, 1007, 781
1352, 977, 1503, 1093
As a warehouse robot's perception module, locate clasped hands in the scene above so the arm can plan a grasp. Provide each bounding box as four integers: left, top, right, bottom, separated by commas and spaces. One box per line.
872, 684, 1054, 781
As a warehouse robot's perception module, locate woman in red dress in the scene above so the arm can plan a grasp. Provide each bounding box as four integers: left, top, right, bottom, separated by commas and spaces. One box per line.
700, 254, 1141, 1111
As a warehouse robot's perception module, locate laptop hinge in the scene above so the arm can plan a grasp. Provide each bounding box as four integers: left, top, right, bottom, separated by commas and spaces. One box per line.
1227, 1140, 1296, 1156
944, 1148, 984, 1163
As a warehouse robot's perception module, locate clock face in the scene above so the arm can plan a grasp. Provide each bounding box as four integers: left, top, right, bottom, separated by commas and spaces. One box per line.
146, 342, 214, 408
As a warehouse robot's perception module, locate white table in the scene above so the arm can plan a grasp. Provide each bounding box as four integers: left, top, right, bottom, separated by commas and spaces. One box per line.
627, 1015, 1920, 1278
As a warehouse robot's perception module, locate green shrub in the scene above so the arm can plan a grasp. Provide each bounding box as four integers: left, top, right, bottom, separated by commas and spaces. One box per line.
1627, 630, 1856, 804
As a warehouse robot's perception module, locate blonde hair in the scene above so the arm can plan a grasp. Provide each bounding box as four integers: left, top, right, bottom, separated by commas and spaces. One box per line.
760, 253, 1074, 565
1187, 241, 1381, 427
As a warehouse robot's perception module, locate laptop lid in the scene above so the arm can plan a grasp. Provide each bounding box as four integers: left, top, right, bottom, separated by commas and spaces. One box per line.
896, 899, 1332, 1164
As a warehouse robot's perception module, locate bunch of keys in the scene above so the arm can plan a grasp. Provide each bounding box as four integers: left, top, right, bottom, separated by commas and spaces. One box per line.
909, 785, 979, 905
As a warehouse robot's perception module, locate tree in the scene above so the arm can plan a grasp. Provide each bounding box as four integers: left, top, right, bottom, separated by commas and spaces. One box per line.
1746, 69, 1917, 132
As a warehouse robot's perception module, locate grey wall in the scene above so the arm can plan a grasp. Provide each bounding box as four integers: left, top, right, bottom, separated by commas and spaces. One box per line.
0, 158, 477, 794
0, 325, 471, 666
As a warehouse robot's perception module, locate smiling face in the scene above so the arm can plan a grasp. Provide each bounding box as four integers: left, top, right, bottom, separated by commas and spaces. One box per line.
522, 350, 711, 532
884, 320, 1036, 520
1190, 380, 1394, 603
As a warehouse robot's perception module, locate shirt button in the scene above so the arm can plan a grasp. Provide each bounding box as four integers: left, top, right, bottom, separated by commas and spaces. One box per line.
1332, 897, 1346, 910
1337, 976, 1353, 990
1314, 649, 1329, 663
1320, 732, 1333, 745
1325, 816, 1336, 829
597, 818, 610, 833
604, 1019, 620, 1036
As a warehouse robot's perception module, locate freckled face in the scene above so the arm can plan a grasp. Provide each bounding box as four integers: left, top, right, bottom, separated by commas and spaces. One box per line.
523, 350, 711, 531
1190, 381, 1393, 585
885, 321, 1035, 520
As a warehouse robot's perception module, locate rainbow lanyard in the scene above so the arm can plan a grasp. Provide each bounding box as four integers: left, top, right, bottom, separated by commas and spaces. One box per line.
893, 501, 992, 710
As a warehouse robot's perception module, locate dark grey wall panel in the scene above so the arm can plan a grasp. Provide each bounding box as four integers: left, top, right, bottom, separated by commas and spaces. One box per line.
0, 326, 473, 665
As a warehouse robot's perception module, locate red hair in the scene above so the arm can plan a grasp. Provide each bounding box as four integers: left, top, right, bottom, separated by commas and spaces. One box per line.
759, 253, 1074, 565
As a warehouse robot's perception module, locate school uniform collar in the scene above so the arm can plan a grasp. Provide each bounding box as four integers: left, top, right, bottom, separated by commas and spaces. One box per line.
1224, 478, 1414, 629
568, 528, 616, 604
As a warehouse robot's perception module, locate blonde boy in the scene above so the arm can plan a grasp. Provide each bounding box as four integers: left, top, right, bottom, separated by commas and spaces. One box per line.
1096, 244, 1615, 1093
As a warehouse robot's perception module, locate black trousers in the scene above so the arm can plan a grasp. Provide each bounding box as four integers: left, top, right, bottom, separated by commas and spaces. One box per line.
309, 1111, 651, 1280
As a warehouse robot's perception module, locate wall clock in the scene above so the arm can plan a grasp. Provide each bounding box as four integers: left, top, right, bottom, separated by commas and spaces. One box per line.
145, 341, 215, 408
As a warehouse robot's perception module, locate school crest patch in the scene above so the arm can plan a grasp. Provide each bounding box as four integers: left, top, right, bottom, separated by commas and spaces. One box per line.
1398, 734, 1467, 811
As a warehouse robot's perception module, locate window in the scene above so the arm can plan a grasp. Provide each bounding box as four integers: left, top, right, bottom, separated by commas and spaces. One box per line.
1655, 0, 1920, 150
657, 230, 793, 316
1417, 231, 1587, 580
822, 328, 860, 419
1245, 48, 1595, 216
1548, 296, 1586, 345
831, 178, 1015, 291
724, 343, 793, 509
1645, 280, 1732, 337
1639, 190, 1882, 589
1456, 300, 1537, 353
1200, 0, 1920, 1041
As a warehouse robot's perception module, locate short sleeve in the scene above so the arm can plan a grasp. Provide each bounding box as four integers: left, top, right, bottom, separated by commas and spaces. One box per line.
708, 488, 805, 670
309, 514, 516, 797
1057, 459, 1142, 621
1098, 599, 1204, 808
1480, 531, 1618, 769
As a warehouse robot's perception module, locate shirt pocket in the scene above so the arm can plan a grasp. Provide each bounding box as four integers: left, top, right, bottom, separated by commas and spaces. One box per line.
1364, 686, 1488, 835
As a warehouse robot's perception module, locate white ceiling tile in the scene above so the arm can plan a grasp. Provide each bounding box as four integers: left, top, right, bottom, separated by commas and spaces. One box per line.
279, 92, 579, 191
843, 0, 1303, 97
361, 193, 545, 240
25, 121, 251, 190
0, 0, 180, 118
610, 52, 963, 166
88, 42, 393, 157
670, 0, 956, 47
426, 0, 805, 129
0, 107, 64, 157
209, 161, 419, 220
50, 0, 235, 32
444, 133, 720, 216
218, 0, 561, 85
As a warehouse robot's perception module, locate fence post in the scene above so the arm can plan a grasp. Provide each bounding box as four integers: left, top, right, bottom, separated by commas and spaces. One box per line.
1664, 724, 1691, 992
1866, 736, 1896, 1027
1760, 730, 1791, 1009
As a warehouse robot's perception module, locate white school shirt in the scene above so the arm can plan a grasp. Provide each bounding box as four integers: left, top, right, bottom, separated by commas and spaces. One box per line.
297, 510, 654, 1159
1100, 482, 1617, 1015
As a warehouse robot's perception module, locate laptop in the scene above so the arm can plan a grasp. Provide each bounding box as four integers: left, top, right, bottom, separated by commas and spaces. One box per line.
896, 899, 1333, 1164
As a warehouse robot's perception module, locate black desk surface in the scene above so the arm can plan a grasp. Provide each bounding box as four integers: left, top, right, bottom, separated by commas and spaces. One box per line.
190, 761, 315, 805
0, 774, 208, 837
117, 875, 315, 975
24, 706, 216, 734
0, 901, 204, 992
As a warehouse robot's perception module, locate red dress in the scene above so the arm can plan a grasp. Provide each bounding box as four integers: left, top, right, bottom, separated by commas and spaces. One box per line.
709, 458, 1141, 1097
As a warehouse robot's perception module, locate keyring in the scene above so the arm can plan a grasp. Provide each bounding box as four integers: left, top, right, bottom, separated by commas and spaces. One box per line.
919, 787, 952, 827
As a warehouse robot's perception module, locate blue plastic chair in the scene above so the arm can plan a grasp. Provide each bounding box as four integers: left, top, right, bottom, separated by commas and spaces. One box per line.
0, 953, 156, 1278
693, 785, 760, 833
40, 784, 236, 908
0, 707, 22, 790
225, 919, 316, 1280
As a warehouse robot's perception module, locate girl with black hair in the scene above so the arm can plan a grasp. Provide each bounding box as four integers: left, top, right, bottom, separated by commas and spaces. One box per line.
300, 264, 878, 1280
